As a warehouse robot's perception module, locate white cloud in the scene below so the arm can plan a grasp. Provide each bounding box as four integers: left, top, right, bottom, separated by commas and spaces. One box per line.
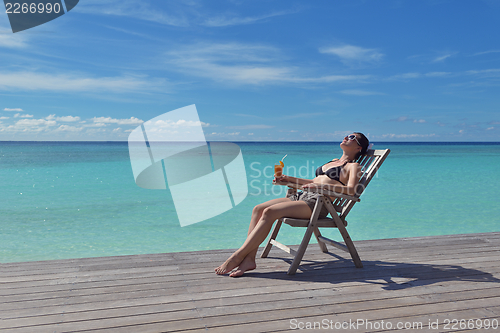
14, 113, 33, 118
75, 0, 189, 27
209, 132, 241, 136
387, 69, 500, 83
78, 1, 299, 29
472, 50, 500, 56
0, 71, 165, 93
389, 72, 421, 80
85, 122, 107, 128
46, 114, 81, 122
287, 75, 371, 84
408, 51, 457, 64
391, 116, 409, 122
466, 69, 500, 76
203, 9, 297, 27
15, 118, 56, 126
432, 54, 454, 62
60, 116, 81, 122
3, 108, 24, 112
54, 125, 84, 132
380, 133, 436, 139
319, 45, 384, 64
149, 119, 208, 128
92, 116, 144, 125
0, 33, 28, 49
340, 89, 385, 96
389, 71, 454, 81
425, 72, 452, 77
165, 42, 370, 85
166, 43, 289, 84
7, 118, 58, 132
0, 112, 144, 137
226, 124, 274, 130
389, 116, 426, 123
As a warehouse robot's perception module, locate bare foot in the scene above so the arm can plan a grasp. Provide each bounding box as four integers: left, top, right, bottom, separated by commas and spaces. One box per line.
214, 256, 242, 275
229, 256, 256, 277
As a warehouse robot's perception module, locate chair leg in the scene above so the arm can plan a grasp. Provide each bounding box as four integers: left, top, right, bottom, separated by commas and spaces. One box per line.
288, 197, 325, 274
287, 222, 315, 275
333, 216, 363, 268
322, 197, 362, 268
260, 218, 283, 258
313, 227, 328, 253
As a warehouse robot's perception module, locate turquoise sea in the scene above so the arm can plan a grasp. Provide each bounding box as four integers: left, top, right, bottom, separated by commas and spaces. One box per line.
1, 141, 499, 263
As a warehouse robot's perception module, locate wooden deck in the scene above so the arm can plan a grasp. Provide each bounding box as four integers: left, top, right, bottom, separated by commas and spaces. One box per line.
1, 232, 500, 333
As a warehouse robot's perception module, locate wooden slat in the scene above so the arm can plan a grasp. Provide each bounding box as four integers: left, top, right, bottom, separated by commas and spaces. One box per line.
282, 217, 337, 228
0, 232, 499, 332
269, 240, 296, 256
317, 235, 349, 252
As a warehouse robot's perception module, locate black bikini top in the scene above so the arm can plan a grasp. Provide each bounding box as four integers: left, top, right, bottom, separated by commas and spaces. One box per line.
315, 160, 348, 185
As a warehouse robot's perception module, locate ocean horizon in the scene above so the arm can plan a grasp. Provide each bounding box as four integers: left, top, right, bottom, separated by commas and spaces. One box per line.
2, 140, 500, 143
1, 141, 499, 263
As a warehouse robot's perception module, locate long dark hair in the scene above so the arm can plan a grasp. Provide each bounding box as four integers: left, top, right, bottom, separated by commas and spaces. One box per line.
354, 132, 369, 160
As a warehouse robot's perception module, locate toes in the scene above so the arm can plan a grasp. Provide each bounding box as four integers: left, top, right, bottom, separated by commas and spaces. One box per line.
215, 263, 233, 275
229, 270, 243, 278
215, 267, 227, 275
214, 257, 243, 275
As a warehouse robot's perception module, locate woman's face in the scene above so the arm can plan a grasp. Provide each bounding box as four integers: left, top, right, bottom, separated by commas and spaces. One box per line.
340, 133, 362, 153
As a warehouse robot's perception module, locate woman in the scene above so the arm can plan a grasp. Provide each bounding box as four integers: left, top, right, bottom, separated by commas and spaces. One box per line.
215, 133, 370, 277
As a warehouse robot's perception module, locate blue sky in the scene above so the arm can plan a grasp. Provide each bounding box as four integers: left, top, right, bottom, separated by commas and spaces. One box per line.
1, 0, 499, 141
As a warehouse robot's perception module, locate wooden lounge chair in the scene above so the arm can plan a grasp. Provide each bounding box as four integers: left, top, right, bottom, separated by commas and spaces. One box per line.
260, 148, 390, 275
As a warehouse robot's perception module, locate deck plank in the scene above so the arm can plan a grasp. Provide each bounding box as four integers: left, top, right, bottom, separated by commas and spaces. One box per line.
1, 232, 500, 333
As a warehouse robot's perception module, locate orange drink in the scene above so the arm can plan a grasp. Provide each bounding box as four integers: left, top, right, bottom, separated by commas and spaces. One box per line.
274, 160, 284, 177
274, 164, 283, 177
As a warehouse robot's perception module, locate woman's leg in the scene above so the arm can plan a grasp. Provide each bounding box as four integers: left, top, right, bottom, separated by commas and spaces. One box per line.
226, 198, 291, 276
248, 198, 291, 235
215, 200, 313, 276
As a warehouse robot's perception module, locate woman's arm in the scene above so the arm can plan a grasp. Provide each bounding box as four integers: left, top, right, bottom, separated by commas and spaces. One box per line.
273, 175, 314, 187
302, 163, 362, 196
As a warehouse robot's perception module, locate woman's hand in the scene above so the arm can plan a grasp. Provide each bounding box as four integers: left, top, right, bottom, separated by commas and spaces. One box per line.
274, 175, 314, 188
301, 183, 323, 191
273, 175, 289, 185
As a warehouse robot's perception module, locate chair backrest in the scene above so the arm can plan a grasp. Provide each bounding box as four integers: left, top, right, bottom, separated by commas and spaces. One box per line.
332, 149, 390, 219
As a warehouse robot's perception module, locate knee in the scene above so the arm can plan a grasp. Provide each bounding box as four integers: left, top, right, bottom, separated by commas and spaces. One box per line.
261, 207, 279, 222
252, 203, 266, 216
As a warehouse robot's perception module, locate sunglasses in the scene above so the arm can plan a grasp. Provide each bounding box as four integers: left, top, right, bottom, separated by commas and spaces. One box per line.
346, 134, 361, 147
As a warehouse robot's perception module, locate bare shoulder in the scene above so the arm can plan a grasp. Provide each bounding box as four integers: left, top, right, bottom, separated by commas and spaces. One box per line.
346, 162, 362, 175
346, 162, 361, 169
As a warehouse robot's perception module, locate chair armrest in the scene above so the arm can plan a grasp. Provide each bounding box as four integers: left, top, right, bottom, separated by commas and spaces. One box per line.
303, 187, 361, 202
272, 179, 302, 189
273, 180, 360, 202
